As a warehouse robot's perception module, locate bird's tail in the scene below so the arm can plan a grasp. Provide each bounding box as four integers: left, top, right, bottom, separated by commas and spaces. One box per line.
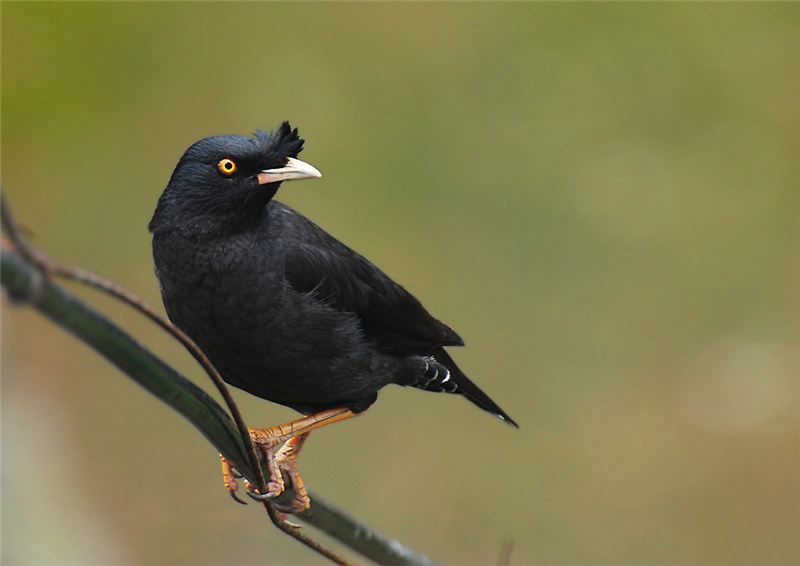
416, 349, 519, 428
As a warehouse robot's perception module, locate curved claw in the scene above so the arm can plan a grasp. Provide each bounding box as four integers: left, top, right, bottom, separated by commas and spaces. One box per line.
273, 498, 303, 515
229, 490, 249, 505
247, 489, 278, 502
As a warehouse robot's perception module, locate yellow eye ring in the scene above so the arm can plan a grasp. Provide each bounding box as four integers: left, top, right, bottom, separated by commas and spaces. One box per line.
218, 158, 237, 175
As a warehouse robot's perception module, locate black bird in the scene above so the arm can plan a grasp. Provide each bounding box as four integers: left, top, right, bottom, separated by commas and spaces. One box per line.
149, 122, 517, 510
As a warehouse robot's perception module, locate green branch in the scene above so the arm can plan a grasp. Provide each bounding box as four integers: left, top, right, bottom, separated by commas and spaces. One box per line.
1, 245, 439, 566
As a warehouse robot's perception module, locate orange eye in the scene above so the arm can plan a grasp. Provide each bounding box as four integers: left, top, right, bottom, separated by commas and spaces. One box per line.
218, 158, 237, 175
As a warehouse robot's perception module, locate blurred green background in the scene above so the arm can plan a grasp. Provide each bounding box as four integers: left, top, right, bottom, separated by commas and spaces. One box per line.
2, 3, 798, 565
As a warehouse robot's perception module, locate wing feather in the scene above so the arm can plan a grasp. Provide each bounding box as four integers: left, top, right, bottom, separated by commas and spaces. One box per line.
274, 203, 463, 354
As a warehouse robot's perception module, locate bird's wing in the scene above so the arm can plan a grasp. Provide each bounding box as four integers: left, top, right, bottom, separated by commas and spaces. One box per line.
277, 208, 463, 354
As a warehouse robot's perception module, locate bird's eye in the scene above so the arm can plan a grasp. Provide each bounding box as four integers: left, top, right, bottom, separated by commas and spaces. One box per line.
218, 158, 237, 175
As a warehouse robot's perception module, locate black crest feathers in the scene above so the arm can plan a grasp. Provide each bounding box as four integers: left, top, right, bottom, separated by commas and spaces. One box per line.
255, 121, 305, 160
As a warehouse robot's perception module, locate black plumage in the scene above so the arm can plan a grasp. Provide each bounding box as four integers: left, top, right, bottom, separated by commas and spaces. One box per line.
149, 122, 517, 427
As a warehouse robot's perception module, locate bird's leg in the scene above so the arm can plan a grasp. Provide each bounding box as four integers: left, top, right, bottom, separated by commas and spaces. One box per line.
276, 430, 310, 462
251, 407, 360, 444
220, 407, 360, 512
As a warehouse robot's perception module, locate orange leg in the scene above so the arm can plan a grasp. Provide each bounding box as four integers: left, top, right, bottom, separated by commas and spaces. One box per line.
220, 407, 360, 512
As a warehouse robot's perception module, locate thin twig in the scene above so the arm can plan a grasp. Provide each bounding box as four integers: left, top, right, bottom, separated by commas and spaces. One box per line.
0, 190, 351, 565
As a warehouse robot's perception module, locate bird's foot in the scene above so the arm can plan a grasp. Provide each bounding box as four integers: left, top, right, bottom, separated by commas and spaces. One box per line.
220, 454, 248, 505
244, 430, 311, 512
219, 429, 311, 512
218, 408, 360, 512
219, 432, 288, 506
272, 432, 311, 512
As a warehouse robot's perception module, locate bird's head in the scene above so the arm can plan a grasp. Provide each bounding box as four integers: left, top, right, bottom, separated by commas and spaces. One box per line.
149, 122, 321, 234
